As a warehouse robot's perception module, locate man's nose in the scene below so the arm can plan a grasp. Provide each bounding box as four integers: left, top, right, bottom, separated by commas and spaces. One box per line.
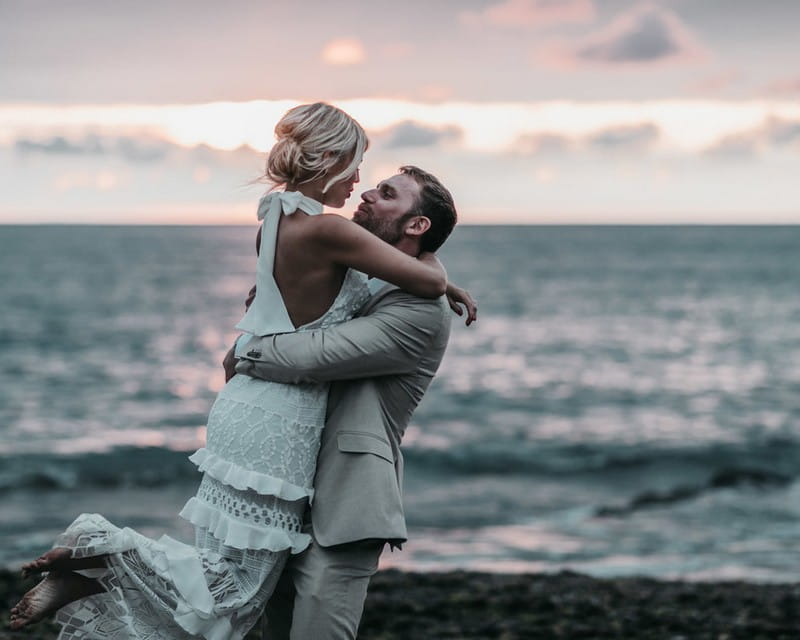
361, 189, 376, 202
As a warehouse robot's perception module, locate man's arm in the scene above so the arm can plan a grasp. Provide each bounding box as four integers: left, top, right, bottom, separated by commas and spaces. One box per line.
235, 292, 448, 384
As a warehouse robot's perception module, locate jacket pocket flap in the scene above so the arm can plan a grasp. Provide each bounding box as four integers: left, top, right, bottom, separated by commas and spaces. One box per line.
337, 432, 394, 463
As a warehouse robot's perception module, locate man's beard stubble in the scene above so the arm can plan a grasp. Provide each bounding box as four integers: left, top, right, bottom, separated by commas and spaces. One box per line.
354, 212, 411, 246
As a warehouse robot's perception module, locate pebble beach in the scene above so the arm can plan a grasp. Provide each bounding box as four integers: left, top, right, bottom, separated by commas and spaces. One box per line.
3, 568, 800, 639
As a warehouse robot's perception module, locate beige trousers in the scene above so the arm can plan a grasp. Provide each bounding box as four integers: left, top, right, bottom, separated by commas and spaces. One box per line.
261, 534, 384, 640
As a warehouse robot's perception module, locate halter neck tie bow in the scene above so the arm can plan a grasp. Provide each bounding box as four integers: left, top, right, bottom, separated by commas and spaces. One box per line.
256, 191, 324, 221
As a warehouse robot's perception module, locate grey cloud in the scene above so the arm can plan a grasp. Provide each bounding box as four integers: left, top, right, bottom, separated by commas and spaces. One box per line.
15, 136, 104, 156
382, 121, 462, 149
705, 118, 800, 158
15, 135, 171, 163
513, 124, 659, 156
767, 119, 800, 146
513, 133, 573, 155
539, 4, 708, 68
576, 10, 678, 63
705, 134, 758, 158
114, 138, 171, 163
587, 123, 659, 149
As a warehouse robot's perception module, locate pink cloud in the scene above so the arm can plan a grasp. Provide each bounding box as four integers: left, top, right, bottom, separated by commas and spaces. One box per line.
461, 0, 595, 29
320, 38, 366, 66
381, 42, 414, 59
535, 3, 709, 69
686, 70, 741, 96
764, 75, 800, 97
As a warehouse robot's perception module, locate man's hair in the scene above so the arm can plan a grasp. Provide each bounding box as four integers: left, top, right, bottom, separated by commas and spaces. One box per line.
399, 165, 457, 253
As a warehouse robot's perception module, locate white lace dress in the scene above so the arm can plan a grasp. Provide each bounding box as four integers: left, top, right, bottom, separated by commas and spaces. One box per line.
51, 192, 370, 640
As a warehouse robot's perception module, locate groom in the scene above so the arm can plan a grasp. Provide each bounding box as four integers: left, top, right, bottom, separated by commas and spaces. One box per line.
225, 166, 465, 639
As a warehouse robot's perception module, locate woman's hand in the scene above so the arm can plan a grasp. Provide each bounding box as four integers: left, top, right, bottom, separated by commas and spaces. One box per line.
446, 283, 477, 326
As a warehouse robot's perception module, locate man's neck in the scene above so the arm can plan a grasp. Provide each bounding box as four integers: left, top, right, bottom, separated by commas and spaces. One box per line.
392, 237, 420, 258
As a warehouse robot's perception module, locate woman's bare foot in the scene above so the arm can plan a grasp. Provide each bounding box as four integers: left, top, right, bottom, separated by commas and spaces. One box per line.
9, 571, 103, 630
21, 548, 106, 578
20, 548, 72, 578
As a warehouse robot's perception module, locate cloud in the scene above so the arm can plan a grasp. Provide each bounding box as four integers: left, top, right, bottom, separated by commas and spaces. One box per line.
705, 117, 800, 158
513, 124, 659, 156
587, 123, 659, 150
380, 42, 414, 59
320, 38, 366, 66
533, 166, 558, 183
704, 132, 758, 158
15, 136, 104, 156
536, 3, 708, 68
765, 75, 800, 97
513, 133, 573, 155
381, 121, 462, 149
767, 119, 800, 146
686, 70, 741, 96
461, 0, 595, 29
5, 99, 800, 161
53, 170, 125, 192
15, 135, 170, 163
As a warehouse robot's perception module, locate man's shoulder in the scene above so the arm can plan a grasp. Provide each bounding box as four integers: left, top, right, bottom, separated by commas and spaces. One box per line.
365, 287, 449, 318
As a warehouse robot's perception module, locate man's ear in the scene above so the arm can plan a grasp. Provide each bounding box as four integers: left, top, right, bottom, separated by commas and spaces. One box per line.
404, 215, 431, 237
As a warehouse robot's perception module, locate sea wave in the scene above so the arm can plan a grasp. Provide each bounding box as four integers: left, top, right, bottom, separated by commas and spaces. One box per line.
2, 435, 799, 495
402, 435, 800, 476
0, 447, 198, 492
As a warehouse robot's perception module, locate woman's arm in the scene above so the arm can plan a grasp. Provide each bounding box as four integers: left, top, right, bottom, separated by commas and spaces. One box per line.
311, 215, 447, 298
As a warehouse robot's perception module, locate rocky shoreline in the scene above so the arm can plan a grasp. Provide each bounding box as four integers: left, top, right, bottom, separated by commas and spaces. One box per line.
2, 568, 799, 639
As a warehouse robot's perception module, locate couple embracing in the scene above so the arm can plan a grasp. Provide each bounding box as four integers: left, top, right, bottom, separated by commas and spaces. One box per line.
10, 102, 476, 639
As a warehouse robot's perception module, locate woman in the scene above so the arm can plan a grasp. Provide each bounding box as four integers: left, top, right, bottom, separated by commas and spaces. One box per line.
11, 103, 471, 639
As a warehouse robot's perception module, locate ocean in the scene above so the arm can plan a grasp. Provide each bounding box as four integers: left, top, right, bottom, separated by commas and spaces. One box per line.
1, 224, 799, 582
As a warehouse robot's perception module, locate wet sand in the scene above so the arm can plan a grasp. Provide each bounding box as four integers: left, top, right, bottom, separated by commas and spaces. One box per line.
2, 568, 799, 639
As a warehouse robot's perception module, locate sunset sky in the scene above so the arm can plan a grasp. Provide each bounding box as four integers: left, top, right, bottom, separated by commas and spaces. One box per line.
2, 0, 799, 224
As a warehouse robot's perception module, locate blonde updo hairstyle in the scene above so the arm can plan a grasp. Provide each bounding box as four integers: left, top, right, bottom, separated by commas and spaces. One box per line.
266, 102, 368, 194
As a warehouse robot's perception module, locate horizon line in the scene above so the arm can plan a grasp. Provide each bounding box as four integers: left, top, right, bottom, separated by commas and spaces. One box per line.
3, 221, 799, 228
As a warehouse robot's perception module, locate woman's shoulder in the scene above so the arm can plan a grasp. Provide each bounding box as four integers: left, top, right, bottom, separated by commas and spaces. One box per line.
309, 212, 350, 229
305, 213, 361, 245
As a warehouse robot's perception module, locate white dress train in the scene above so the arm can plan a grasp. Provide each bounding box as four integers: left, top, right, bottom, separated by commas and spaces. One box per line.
50, 192, 370, 640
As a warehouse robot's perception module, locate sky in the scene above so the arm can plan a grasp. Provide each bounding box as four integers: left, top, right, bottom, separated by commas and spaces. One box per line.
2, 0, 800, 224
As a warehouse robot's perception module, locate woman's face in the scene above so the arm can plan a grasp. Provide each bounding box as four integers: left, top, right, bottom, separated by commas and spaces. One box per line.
322, 155, 361, 208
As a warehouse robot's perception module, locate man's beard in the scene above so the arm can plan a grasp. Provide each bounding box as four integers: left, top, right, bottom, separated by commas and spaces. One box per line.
354, 214, 407, 245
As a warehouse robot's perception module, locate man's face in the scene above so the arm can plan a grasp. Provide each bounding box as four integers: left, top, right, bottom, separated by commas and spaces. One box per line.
352, 174, 421, 244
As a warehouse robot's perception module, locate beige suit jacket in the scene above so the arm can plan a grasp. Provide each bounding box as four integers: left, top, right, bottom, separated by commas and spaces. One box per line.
234, 285, 451, 547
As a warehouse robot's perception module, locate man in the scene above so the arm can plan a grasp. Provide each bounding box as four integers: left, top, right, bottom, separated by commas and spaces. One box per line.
225, 166, 473, 639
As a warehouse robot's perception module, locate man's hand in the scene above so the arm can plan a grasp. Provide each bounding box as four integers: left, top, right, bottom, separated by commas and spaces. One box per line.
446, 284, 477, 326
222, 284, 256, 382
223, 345, 239, 382
245, 284, 257, 310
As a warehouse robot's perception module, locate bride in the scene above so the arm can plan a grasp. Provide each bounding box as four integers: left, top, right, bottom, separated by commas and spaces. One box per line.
10, 102, 466, 639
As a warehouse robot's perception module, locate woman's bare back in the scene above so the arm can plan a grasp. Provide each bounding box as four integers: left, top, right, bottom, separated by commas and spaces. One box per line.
271, 213, 347, 328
